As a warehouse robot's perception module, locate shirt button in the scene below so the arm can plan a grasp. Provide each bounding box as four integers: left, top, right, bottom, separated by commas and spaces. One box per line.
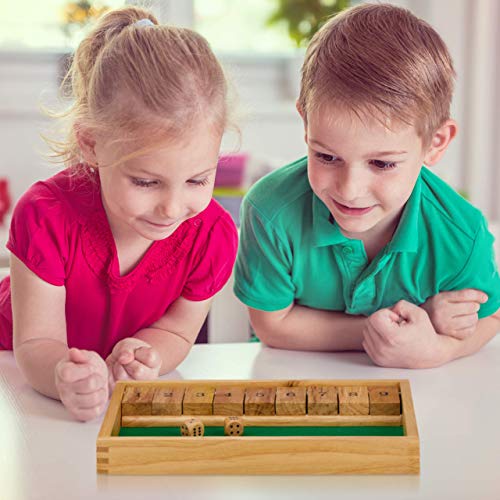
342, 246, 353, 255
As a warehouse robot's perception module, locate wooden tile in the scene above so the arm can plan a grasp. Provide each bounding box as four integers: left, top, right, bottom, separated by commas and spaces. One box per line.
338, 386, 369, 415
307, 386, 338, 415
122, 386, 155, 416
152, 387, 185, 415
276, 386, 306, 415
213, 387, 245, 415
244, 387, 276, 415
183, 387, 215, 415
368, 386, 401, 415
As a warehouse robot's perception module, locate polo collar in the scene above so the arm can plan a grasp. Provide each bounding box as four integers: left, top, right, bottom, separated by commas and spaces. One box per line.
387, 170, 422, 253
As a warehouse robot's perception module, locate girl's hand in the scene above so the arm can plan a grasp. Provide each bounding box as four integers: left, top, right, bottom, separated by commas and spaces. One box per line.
421, 289, 487, 340
105, 338, 161, 392
55, 348, 109, 422
362, 300, 457, 368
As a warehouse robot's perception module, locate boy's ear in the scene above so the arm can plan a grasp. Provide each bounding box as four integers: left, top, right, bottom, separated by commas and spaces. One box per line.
296, 100, 308, 142
74, 124, 98, 166
423, 119, 458, 166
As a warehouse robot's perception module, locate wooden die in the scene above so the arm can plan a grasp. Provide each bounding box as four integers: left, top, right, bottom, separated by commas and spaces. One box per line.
224, 416, 244, 436
180, 418, 204, 437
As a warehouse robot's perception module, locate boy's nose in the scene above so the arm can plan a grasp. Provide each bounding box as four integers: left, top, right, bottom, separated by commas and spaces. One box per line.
335, 168, 364, 202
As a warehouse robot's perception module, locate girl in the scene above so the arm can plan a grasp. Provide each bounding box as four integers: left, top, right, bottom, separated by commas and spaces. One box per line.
0, 7, 238, 421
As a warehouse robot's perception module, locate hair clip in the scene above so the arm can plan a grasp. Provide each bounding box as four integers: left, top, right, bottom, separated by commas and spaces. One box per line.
133, 18, 155, 28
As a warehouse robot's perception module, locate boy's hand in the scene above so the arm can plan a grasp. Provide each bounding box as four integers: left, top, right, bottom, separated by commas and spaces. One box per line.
55, 348, 109, 422
421, 289, 487, 340
105, 338, 162, 392
363, 300, 452, 368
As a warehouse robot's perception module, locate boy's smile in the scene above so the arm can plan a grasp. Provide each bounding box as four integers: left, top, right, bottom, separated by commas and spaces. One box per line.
304, 106, 431, 252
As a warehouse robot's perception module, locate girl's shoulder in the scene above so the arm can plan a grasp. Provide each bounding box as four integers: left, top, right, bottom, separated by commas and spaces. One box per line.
17, 167, 101, 222
195, 198, 238, 239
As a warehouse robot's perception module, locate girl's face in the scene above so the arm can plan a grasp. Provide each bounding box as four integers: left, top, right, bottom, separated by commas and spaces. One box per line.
95, 120, 222, 242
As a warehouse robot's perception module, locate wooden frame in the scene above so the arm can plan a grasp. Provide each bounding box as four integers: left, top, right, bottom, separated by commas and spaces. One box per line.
97, 379, 419, 475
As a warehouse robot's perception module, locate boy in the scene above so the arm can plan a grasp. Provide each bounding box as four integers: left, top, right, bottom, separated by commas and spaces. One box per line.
234, 3, 500, 368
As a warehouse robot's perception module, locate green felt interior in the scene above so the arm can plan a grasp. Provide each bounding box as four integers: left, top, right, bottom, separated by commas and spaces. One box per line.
119, 426, 405, 437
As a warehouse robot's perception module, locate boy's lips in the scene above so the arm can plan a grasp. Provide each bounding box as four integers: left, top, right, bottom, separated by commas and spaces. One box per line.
332, 199, 375, 216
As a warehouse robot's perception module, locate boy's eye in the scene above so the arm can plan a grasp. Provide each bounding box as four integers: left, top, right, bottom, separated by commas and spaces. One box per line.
314, 152, 339, 163
131, 177, 158, 188
371, 160, 397, 170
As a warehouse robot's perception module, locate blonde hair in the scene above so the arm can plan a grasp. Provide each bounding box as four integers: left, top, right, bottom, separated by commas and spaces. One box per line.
47, 6, 229, 167
298, 3, 455, 146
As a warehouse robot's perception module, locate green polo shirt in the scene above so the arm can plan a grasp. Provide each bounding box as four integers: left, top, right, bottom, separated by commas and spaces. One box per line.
234, 156, 500, 318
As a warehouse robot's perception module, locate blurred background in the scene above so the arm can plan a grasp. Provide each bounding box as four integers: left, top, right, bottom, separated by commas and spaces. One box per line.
0, 0, 499, 341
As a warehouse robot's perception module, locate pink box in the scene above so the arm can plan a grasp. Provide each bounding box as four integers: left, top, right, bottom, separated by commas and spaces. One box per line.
215, 153, 248, 187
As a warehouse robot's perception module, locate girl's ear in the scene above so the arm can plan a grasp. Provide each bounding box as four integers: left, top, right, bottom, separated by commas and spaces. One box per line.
423, 119, 458, 166
75, 124, 98, 166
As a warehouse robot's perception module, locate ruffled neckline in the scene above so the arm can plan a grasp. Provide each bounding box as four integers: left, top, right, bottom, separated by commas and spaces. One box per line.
75, 170, 202, 293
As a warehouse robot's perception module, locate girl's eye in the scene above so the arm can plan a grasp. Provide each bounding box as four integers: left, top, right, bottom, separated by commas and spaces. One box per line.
187, 178, 210, 186
371, 160, 397, 170
131, 177, 158, 188
314, 152, 340, 163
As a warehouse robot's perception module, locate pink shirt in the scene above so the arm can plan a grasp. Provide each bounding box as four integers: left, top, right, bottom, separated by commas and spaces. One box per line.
0, 168, 238, 356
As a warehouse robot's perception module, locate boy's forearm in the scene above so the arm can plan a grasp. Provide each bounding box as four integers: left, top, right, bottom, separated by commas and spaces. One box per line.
439, 316, 499, 364
14, 338, 68, 400
134, 328, 194, 375
253, 304, 366, 352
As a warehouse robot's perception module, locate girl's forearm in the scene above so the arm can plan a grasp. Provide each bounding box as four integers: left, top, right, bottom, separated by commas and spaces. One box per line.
134, 328, 194, 375
14, 338, 68, 400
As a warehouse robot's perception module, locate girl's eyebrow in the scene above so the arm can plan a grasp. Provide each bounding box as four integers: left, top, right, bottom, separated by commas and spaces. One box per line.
129, 166, 217, 178
190, 166, 217, 177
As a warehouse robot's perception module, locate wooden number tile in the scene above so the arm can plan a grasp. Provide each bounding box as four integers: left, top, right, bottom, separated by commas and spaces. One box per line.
180, 418, 204, 437
338, 386, 369, 415
152, 387, 185, 415
213, 387, 245, 416
224, 416, 244, 436
307, 386, 338, 415
244, 387, 276, 415
368, 386, 401, 415
183, 387, 215, 415
276, 386, 306, 415
122, 386, 155, 416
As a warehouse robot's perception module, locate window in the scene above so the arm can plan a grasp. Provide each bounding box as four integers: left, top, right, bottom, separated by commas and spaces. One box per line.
1, 0, 126, 51
194, 0, 298, 54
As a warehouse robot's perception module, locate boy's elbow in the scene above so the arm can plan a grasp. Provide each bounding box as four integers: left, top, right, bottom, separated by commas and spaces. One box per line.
248, 312, 285, 349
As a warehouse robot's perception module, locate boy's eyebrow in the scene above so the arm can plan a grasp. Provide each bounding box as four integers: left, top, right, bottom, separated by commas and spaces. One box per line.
309, 139, 407, 157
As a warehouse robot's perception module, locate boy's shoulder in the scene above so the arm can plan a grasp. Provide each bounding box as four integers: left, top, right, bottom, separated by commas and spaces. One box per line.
244, 156, 312, 222
420, 167, 486, 238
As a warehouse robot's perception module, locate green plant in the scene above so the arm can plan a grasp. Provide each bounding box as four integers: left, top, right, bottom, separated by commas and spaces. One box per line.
267, 0, 350, 48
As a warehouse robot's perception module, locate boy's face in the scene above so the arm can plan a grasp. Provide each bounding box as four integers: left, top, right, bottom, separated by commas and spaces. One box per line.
304, 106, 434, 242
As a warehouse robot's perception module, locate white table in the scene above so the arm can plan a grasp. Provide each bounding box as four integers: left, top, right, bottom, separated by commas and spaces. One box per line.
1, 341, 499, 500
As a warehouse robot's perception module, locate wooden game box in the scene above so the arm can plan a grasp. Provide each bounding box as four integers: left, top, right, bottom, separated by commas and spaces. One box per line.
96, 379, 419, 475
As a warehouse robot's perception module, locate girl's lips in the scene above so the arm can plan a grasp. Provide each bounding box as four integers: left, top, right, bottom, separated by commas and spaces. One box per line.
332, 199, 375, 216
142, 219, 177, 229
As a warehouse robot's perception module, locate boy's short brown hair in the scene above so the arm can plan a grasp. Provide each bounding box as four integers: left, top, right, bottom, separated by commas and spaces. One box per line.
298, 3, 455, 146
